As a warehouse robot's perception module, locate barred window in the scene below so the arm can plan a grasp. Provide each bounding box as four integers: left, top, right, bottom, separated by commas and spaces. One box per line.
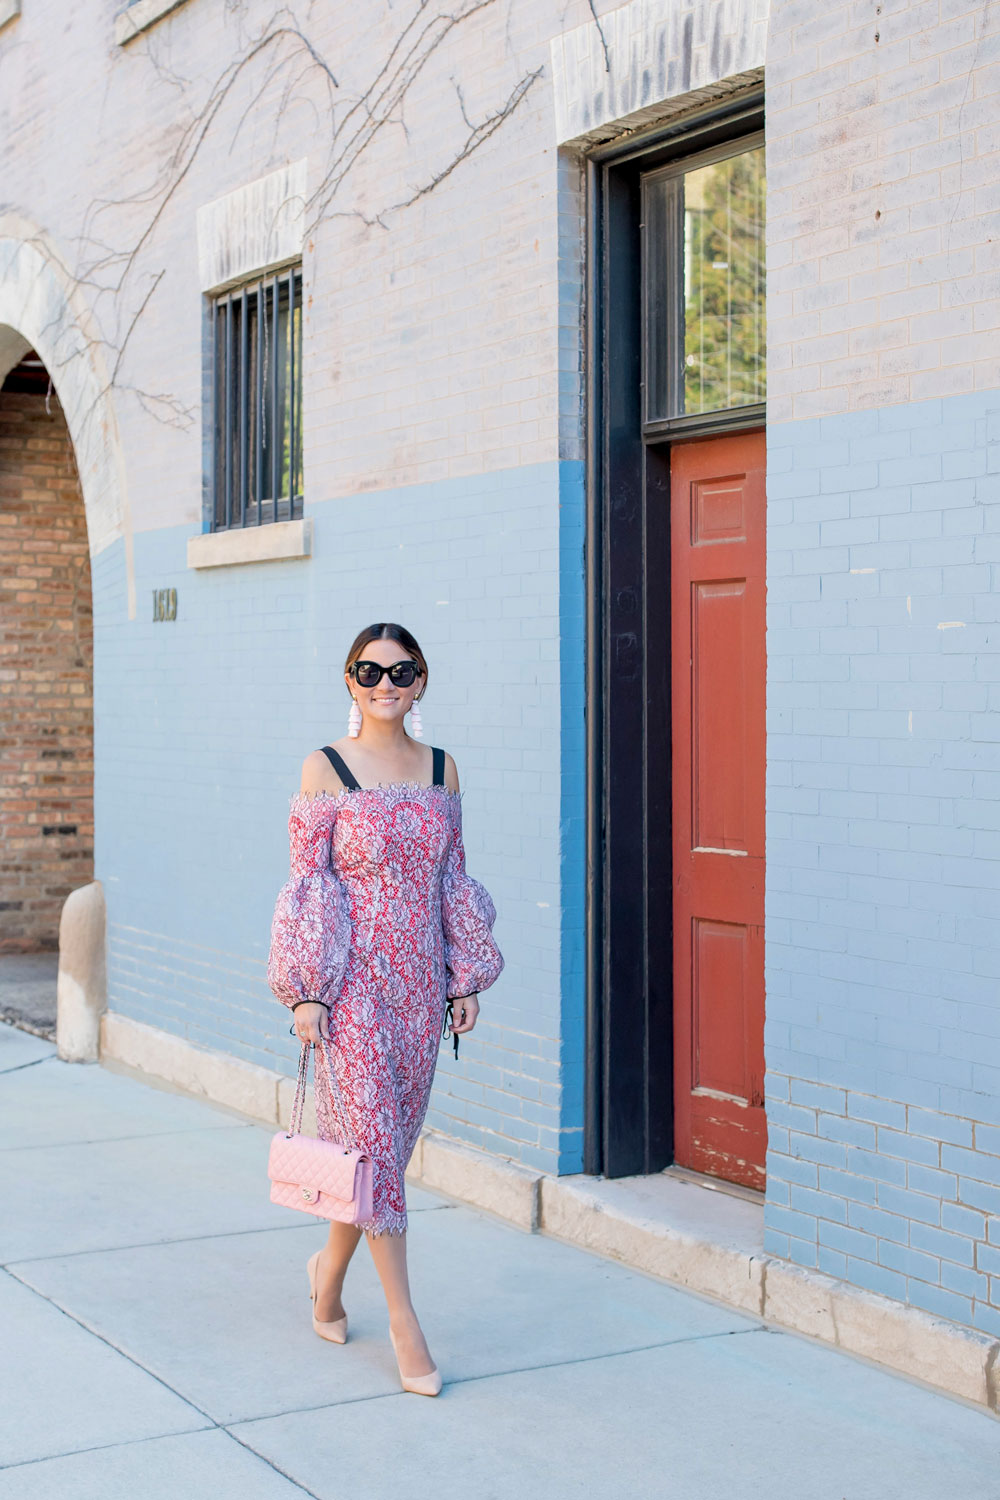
212, 265, 303, 530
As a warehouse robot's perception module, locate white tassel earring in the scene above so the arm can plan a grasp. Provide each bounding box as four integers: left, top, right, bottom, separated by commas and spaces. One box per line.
409, 697, 424, 741
348, 698, 362, 738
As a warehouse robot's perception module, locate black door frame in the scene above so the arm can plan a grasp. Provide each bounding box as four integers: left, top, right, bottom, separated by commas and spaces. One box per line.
583, 87, 766, 1178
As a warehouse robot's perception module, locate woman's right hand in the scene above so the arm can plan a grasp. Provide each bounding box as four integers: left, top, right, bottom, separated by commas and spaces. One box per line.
294, 1001, 330, 1045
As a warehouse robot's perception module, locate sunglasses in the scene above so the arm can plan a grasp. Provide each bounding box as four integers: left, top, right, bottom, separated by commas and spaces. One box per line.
349, 658, 423, 689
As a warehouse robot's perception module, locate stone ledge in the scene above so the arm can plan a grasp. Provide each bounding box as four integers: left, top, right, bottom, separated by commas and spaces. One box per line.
197, 161, 307, 293
538, 1171, 998, 1415
100, 1012, 283, 1124
114, 0, 188, 45
408, 1131, 542, 1231
187, 517, 312, 569
764, 1259, 999, 1412
96, 1012, 1000, 1414
540, 1171, 766, 1316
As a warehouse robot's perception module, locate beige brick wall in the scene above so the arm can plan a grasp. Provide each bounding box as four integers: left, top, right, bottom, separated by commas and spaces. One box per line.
7, 2, 998, 504
0, 0, 632, 534
767, 0, 1000, 422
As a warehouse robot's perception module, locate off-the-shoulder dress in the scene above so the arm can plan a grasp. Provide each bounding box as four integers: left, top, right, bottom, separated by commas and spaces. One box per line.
268, 750, 503, 1235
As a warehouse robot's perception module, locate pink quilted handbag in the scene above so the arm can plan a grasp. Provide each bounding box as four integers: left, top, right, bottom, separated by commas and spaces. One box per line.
268, 1040, 373, 1225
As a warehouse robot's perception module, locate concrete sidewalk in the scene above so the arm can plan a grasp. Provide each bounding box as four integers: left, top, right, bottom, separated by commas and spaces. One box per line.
1, 1021, 997, 1500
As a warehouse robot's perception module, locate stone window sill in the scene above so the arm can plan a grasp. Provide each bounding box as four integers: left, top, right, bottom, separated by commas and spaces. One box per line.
115, 0, 189, 45
187, 517, 312, 570
0, 1, 21, 32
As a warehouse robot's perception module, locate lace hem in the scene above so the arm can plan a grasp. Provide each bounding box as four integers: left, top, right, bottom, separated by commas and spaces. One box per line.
363, 1213, 408, 1236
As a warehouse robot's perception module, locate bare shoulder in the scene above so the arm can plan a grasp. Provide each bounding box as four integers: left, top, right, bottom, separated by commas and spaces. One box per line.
299, 747, 344, 798
442, 751, 460, 794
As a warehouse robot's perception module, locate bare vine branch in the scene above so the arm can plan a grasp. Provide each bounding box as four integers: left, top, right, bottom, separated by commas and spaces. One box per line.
8, 2, 543, 433
587, 0, 611, 73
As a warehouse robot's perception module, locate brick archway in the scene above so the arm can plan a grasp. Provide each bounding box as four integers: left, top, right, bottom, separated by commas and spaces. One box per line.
0, 353, 94, 952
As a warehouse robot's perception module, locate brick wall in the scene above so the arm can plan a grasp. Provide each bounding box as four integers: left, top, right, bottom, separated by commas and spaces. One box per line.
765, 392, 1000, 1338
0, 386, 94, 952
765, 0, 1000, 1337
6, 0, 998, 1332
96, 459, 586, 1176
767, 0, 1000, 423
0, 0, 597, 1167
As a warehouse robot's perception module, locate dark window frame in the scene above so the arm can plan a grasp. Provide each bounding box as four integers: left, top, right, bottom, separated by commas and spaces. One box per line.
583, 87, 766, 1178
210, 263, 303, 531
642, 130, 766, 439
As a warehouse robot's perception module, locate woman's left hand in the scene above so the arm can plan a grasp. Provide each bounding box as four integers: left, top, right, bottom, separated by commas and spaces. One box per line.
449, 993, 479, 1036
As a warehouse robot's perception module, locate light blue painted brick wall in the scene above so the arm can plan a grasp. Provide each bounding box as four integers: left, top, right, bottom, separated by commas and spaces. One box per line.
93, 459, 585, 1174
765, 390, 1000, 1337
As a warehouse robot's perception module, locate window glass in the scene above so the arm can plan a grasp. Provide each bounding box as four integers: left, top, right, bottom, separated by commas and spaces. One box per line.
645, 143, 765, 422
212, 267, 303, 530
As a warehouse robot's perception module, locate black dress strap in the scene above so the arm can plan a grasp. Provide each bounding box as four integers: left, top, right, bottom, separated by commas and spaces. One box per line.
319, 745, 361, 791
431, 746, 445, 787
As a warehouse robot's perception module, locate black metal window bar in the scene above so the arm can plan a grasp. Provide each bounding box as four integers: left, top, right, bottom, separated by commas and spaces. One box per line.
212, 265, 303, 530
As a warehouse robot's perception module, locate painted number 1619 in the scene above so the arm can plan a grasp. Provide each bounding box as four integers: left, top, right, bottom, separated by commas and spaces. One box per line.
152, 588, 177, 621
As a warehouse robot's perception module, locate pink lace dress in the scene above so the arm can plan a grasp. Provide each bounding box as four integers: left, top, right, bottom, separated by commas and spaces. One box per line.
267, 773, 504, 1235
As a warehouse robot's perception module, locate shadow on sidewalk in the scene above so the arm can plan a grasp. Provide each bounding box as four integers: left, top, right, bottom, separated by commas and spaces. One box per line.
0, 951, 57, 1040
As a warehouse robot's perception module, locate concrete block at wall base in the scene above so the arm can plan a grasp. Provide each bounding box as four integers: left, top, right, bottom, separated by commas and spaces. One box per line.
409, 1131, 542, 1232
56, 881, 107, 1063
765, 1259, 998, 1408
827, 1275, 998, 1410
536, 1173, 998, 1414
762, 1258, 839, 1343
99, 1012, 282, 1125
539, 1172, 767, 1317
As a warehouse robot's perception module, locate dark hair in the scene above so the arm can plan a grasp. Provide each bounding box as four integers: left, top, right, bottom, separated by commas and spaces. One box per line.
344, 622, 428, 698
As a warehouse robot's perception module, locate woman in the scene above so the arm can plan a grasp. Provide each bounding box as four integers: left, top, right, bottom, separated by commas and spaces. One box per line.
267, 622, 503, 1397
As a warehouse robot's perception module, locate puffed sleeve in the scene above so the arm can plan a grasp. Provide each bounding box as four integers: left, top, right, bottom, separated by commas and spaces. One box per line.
440, 797, 504, 998
267, 793, 352, 1011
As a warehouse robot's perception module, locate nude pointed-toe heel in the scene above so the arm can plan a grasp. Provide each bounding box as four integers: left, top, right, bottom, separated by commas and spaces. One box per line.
306, 1251, 348, 1345
389, 1327, 442, 1397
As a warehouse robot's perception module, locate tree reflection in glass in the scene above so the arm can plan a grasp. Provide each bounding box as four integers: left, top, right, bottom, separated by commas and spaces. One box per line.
682, 146, 766, 415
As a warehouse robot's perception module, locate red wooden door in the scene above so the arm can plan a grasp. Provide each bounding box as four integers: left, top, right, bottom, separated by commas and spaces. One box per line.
671, 431, 766, 1191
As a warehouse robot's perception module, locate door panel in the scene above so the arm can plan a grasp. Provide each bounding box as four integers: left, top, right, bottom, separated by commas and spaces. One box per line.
692, 578, 747, 851
671, 431, 766, 1190
693, 917, 750, 1098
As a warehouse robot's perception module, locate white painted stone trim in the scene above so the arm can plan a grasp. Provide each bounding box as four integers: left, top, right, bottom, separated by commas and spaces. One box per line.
97, 1011, 1000, 1414
0, 214, 136, 615
101, 1011, 290, 1126
56, 881, 107, 1064
114, 0, 188, 45
196, 161, 307, 294
539, 1175, 999, 1413
187, 517, 312, 569
415, 1133, 542, 1231
550, 0, 767, 146
0, 0, 21, 32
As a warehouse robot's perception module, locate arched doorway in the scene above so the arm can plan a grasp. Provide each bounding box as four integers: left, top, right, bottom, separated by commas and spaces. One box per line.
0, 351, 94, 1029
0, 221, 133, 1036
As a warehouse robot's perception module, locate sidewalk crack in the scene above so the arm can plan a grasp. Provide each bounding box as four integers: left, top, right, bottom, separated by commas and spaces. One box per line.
3, 1209, 445, 1268
231, 1326, 768, 1424
0, 1121, 257, 1155
2, 1265, 323, 1492
0, 1056, 50, 1076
